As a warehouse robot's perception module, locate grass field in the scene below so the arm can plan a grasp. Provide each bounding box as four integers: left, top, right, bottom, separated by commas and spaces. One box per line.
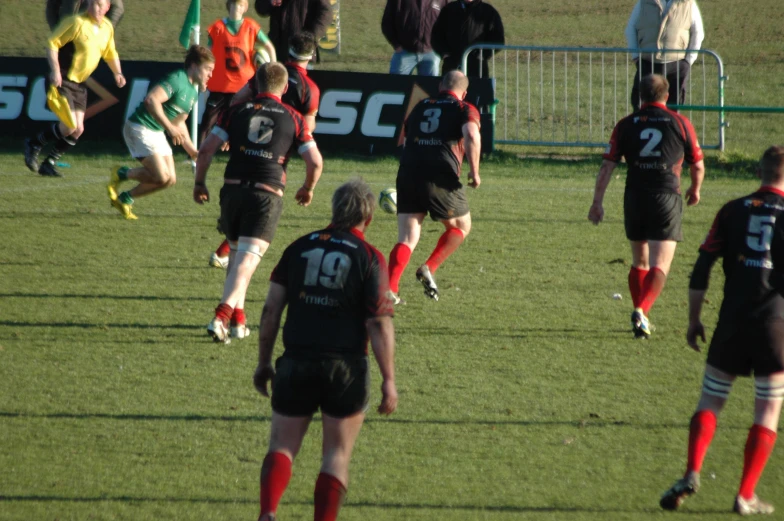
2, 0, 784, 520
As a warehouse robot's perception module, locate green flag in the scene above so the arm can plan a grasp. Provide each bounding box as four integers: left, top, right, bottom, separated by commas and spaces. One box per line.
179, 0, 200, 48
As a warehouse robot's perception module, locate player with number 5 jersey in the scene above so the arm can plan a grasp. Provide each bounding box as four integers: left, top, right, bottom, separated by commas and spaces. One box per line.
588, 74, 705, 338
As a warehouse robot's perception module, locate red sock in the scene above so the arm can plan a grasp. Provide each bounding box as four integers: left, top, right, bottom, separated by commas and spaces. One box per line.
215, 303, 233, 325
314, 472, 347, 521
230, 308, 246, 327
216, 240, 230, 257
424, 228, 465, 274
628, 267, 649, 308
738, 424, 777, 500
686, 409, 717, 474
259, 451, 293, 518
388, 243, 412, 293
639, 267, 666, 314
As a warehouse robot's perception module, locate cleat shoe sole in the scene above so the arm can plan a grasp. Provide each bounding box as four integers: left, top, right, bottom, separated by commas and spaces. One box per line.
208, 318, 231, 344
415, 266, 439, 301
111, 198, 138, 220
660, 473, 700, 511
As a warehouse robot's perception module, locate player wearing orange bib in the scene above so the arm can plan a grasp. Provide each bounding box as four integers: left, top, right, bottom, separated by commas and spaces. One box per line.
199, 0, 276, 146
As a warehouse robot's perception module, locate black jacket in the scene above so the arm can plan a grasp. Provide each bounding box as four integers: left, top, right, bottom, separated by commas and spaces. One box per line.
381, 0, 448, 54
431, 0, 504, 77
46, 0, 124, 29
255, 0, 332, 62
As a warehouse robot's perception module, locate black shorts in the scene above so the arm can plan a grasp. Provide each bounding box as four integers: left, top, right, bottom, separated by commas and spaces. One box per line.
396, 170, 469, 220
47, 79, 88, 112
219, 184, 283, 242
624, 188, 683, 241
707, 319, 784, 376
271, 355, 370, 418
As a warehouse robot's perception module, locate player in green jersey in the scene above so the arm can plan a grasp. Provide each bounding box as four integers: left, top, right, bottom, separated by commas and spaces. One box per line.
108, 45, 215, 220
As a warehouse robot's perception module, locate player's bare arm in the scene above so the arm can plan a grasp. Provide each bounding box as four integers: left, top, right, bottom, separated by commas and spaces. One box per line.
144, 86, 185, 145
294, 144, 323, 207
193, 132, 225, 204
106, 58, 125, 88
254, 283, 287, 397
463, 121, 481, 188
588, 159, 618, 225
172, 115, 198, 160
687, 250, 717, 351
685, 159, 706, 207
46, 48, 62, 87
367, 315, 397, 415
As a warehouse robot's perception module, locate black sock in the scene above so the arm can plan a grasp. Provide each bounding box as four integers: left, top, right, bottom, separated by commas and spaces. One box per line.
34, 123, 64, 147
44, 136, 77, 164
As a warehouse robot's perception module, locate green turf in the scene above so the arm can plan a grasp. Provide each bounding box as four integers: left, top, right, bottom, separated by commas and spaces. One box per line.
2, 1, 784, 519
1, 146, 781, 520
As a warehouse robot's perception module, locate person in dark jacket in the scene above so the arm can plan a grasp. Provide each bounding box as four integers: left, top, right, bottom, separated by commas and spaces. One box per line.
431, 0, 504, 78
382, 0, 447, 76
255, 0, 331, 65
47, 0, 124, 29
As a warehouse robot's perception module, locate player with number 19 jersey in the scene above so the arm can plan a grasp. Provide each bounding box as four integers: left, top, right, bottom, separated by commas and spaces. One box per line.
269, 227, 393, 358
604, 101, 703, 194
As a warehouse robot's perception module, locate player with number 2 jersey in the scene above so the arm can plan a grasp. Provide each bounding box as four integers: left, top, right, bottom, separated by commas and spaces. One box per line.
589, 74, 705, 338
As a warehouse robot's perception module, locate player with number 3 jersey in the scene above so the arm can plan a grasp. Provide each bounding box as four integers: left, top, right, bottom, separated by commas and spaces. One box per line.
588, 74, 705, 338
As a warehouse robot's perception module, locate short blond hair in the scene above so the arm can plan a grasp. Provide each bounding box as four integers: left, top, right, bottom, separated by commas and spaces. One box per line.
255, 62, 288, 96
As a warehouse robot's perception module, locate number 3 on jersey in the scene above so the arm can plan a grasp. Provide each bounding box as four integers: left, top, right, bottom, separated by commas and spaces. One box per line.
301, 248, 352, 289
420, 108, 441, 134
640, 128, 663, 157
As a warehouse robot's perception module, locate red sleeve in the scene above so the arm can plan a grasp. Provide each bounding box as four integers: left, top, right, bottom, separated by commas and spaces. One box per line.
699, 206, 726, 254
463, 102, 481, 129
678, 114, 704, 164
602, 121, 624, 162
290, 108, 314, 148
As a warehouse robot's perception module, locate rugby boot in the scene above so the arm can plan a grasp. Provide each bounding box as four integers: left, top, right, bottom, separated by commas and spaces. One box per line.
386, 290, 406, 306
108, 166, 124, 200
111, 198, 138, 220
631, 307, 651, 339
734, 494, 774, 516
24, 138, 42, 173
38, 159, 63, 178
415, 265, 439, 301
230, 324, 251, 339
660, 471, 700, 511
209, 252, 229, 269
207, 317, 231, 344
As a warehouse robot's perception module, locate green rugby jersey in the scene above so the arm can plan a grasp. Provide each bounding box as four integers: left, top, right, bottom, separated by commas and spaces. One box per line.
128, 69, 197, 131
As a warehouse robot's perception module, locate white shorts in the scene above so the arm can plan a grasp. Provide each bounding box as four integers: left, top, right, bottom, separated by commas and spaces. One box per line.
123, 120, 172, 159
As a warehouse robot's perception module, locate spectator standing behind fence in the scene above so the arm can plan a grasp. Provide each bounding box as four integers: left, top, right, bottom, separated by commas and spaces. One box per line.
254, 0, 331, 66
625, 0, 704, 111
382, 0, 447, 76
47, 0, 124, 29
430, 0, 504, 78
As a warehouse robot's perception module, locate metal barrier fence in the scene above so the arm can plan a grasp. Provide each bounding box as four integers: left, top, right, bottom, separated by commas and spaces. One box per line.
461, 45, 726, 151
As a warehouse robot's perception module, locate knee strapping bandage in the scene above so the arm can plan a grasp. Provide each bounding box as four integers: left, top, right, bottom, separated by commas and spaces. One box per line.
237, 240, 264, 258
702, 373, 733, 399
755, 379, 784, 400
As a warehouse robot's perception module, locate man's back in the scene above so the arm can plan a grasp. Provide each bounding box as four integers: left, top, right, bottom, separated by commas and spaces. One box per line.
604, 102, 702, 193
271, 227, 392, 357
702, 188, 784, 321
400, 92, 480, 177
219, 94, 311, 189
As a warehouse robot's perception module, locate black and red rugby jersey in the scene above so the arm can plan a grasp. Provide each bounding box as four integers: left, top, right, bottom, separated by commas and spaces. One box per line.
399, 91, 480, 178
603, 102, 703, 194
270, 227, 393, 358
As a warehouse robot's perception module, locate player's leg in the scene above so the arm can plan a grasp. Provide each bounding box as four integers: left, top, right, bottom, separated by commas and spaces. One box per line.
259, 412, 312, 521
427, 212, 471, 275
628, 240, 650, 309
661, 364, 735, 510
388, 212, 425, 300
38, 111, 85, 177
316, 413, 364, 521
638, 239, 677, 315
735, 370, 784, 514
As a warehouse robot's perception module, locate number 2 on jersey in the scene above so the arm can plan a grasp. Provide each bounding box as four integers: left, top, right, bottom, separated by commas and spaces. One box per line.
301, 248, 352, 289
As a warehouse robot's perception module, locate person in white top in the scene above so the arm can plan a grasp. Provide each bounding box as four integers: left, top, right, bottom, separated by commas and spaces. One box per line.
625, 0, 704, 110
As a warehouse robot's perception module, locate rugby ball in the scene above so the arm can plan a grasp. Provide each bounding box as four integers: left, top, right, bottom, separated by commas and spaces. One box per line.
378, 188, 397, 214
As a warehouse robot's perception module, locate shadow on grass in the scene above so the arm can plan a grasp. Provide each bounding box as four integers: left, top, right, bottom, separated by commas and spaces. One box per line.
0, 494, 730, 514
